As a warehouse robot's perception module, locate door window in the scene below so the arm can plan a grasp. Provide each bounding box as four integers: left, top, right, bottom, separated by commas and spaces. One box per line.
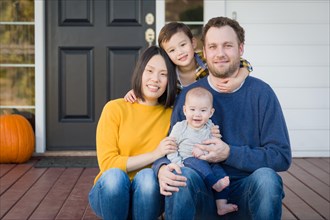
165, 0, 203, 50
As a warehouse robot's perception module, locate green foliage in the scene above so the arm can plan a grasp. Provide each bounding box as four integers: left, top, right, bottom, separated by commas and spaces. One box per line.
0, 0, 35, 109
0, 0, 34, 22
179, 6, 203, 21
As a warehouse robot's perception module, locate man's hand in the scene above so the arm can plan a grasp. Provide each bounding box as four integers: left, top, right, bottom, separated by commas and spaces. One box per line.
158, 163, 187, 196
211, 125, 221, 138
194, 138, 230, 163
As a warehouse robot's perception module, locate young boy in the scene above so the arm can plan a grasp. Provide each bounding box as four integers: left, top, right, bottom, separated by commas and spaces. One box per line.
124, 22, 253, 102
167, 87, 238, 216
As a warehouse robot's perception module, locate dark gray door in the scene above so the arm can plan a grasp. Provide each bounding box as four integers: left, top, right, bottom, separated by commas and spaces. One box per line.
46, 0, 156, 150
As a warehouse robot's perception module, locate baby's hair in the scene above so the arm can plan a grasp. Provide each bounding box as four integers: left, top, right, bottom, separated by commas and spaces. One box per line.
185, 87, 213, 104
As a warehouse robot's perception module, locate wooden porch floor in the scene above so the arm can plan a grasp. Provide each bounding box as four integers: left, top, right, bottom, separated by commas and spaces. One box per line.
0, 157, 329, 220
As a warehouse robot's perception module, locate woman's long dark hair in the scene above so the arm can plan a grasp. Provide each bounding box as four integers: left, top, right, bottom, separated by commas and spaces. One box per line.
131, 46, 177, 108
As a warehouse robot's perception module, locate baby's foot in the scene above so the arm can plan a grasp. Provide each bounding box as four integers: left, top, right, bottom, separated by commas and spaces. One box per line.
212, 176, 230, 192
217, 203, 238, 216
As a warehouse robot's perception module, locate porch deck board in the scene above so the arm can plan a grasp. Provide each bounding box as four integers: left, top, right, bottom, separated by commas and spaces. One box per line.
3, 167, 64, 220
29, 168, 84, 220
0, 158, 329, 220
305, 158, 330, 173
55, 168, 97, 220
294, 159, 329, 185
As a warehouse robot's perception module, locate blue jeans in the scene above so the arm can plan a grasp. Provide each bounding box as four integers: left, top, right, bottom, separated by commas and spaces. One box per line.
184, 157, 229, 199
165, 167, 284, 220
89, 168, 163, 220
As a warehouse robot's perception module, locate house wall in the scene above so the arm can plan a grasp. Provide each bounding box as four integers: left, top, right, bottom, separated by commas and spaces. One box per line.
35, 0, 329, 156
204, 0, 329, 157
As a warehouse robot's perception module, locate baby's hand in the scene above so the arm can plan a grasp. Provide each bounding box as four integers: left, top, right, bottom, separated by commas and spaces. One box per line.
192, 147, 205, 158
124, 89, 137, 103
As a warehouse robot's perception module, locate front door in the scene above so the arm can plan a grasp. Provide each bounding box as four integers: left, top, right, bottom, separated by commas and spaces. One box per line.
46, 0, 156, 150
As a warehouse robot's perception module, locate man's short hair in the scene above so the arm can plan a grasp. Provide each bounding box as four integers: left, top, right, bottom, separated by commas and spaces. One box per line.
201, 17, 245, 45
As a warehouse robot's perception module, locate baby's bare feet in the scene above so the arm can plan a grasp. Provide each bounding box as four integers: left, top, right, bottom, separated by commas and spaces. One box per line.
217, 203, 238, 216
212, 176, 229, 192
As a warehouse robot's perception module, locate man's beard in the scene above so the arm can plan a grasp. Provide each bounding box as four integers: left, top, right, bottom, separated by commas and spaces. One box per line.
207, 58, 241, 78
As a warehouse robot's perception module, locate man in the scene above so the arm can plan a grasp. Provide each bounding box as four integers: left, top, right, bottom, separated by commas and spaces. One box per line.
153, 17, 291, 220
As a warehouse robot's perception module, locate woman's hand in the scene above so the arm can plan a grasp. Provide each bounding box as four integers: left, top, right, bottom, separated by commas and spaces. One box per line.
127, 137, 176, 173
153, 137, 177, 159
124, 89, 137, 103
158, 163, 187, 196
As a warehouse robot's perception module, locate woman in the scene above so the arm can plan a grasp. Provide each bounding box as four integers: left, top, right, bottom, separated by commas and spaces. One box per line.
88, 46, 178, 220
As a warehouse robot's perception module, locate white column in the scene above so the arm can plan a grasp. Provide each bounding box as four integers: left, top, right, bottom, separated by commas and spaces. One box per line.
34, 0, 46, 153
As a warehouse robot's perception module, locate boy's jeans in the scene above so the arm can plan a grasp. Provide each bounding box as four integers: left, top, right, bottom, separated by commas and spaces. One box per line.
165, 167, 284, 220
89, 168, 163, 220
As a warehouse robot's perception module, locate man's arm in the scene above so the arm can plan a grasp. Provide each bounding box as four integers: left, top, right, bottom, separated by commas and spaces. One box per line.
152, 156, 171, 175
225, 90, 291, 172
197, 86, 291, 173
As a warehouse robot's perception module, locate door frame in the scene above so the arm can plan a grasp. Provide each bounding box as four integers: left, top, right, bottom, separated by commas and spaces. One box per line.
35, 0, 46, 153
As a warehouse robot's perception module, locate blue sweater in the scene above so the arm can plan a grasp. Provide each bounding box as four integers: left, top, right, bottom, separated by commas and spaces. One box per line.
153, 76, 291, 178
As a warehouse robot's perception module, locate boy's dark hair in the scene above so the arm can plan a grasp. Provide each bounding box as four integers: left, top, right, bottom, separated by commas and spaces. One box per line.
131, 46, 177, 108
158, 22, 193, 47
201, 17, 245, 45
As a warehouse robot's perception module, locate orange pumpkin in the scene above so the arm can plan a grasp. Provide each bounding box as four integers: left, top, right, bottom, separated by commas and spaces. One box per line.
0, 114, 35, 163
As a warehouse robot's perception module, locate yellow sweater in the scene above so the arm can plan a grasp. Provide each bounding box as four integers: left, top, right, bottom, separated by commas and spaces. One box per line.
94, 98, 172, 183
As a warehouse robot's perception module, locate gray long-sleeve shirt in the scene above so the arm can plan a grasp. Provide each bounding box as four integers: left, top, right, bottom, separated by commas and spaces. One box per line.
167, 119, 214, 165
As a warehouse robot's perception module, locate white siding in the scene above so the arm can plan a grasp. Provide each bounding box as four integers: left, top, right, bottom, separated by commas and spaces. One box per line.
224, 0, 330, 157
162, 0, 330, 157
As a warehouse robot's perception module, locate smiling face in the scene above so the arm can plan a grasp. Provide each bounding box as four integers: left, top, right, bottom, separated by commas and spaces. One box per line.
140, 54, 168, 106
203, 26, 243, 79
161, 31, 196, 68
183, 88, 214, 129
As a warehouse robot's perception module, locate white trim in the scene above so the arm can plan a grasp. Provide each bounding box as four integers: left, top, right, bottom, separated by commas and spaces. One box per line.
166, 21, 204, 25
155, 0, 165, 46
292, 151, 330, 158
0, 64, 35, 67
0, 106, 35, 109
35, 0, 46, 153
0, 21, 34, 25
204, 0, 226, 23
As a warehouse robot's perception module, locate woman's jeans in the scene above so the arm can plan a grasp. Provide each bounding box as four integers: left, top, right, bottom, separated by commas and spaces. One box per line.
165, 167, 284, 220
89, 168, 163, 220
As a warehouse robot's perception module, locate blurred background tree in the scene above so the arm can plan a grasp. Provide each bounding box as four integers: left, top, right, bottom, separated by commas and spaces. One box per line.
0, 0, 35, 119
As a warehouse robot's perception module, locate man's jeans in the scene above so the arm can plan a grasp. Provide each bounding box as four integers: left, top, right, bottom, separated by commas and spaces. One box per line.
165, 167, 284, 220
89, 168, 163, 220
